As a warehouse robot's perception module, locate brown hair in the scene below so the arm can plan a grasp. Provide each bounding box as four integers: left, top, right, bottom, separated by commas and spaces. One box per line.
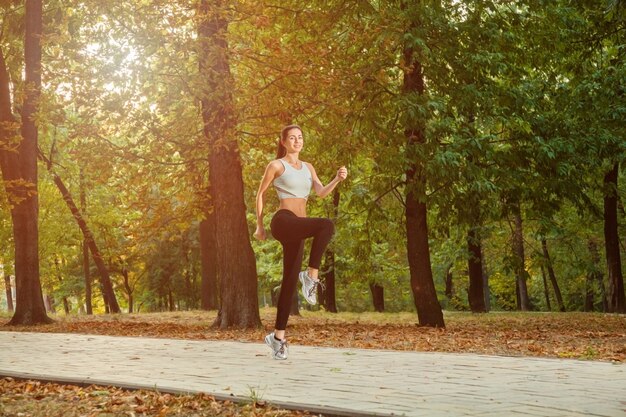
276, 124, 302, 159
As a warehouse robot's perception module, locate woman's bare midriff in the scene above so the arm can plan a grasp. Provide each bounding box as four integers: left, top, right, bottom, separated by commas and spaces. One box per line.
279, 198, 307, 217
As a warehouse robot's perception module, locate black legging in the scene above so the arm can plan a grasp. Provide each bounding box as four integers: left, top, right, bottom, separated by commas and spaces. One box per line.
270, 209, 334, 330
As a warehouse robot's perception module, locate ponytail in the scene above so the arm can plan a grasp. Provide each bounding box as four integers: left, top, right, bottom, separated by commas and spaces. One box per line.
276, 139, 287, 159
276, 124, 302, 159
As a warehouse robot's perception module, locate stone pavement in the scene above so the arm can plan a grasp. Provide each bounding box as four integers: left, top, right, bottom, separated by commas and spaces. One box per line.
0, 331, 624, 417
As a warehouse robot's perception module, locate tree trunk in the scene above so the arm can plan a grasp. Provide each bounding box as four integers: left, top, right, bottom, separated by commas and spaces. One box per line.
541, 239, 565, 312
0, 1, 51, 325
168, 287, 174, 312
181, 235, 194, 310
198, 1, 260, 328
40, 153, 120, 313
80, 168, 92, 315
4, 274, 14, 312
122, 268, 133, 313
199, 211, 218, 310
320, 189, 339, 313
102, 284, 110, 313
540, 266, 552, 311
588, 239, 606, 312
402, 23, 444, 328
444, 265, 454, 299
82, 230, 92, 314
44, 294, 55, 313
54, 258, 70, 315
510, 200, 530, 311
442, 229, 454, 301
320, 250, 338, 313
467, 227, 486, 313
370, 283, 385, 312
482, 261, 490, 312
584, 271, 595, 312
604, 163, 626, 313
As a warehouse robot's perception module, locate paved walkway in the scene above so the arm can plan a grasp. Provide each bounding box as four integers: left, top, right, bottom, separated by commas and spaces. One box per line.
0, 332, 624, 417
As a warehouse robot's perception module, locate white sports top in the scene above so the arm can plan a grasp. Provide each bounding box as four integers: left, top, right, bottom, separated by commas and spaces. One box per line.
273, 159, 312, 200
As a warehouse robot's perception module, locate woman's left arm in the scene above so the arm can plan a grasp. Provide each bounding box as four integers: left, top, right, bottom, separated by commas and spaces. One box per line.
307, 163, 348, 199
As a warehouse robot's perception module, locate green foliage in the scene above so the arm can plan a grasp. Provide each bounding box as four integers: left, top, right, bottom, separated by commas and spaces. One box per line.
1, 0, 624, 315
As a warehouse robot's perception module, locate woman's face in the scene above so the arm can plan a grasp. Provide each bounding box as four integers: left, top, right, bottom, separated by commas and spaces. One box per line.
282, 128, 303, 153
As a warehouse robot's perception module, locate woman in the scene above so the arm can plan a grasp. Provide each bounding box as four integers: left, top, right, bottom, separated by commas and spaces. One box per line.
254, 125, 348, 360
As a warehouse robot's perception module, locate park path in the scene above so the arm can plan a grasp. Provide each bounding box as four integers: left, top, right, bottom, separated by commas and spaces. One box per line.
0, 331, 624, 417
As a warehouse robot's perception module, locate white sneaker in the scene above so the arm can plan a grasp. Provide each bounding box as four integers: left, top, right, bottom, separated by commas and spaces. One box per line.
299, 271, 320, 305
264, 332, 288, 360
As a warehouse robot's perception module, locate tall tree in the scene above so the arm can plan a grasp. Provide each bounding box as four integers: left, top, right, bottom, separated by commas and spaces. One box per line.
603, 163, 625, 313
40, 152, 121, 313
467, 226, 486, 313
540, 266, 552, 311
466, 178, 486, 313
197, 0, 260, 328
320, 188, 340, 313
320, 250, 338, 313
541, 239, 565, 312
402, 4, 444, 328
79, 169, 92, 314
587, 239, 606, 312
0, 0, 51, 325
369, 283, 385, 312
510, 199, 530, 311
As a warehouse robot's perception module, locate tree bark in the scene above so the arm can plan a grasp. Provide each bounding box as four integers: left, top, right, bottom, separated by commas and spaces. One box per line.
370, 283, 385, 312
540, 266, 552, 311
122, 267, 133, 313
588, 239, 606, 312
467, 227, 486, 313
168, 287, 175, 312
44, 294, 55, 313
402, 21, 444, 328
510, 200, 530, 311
541, 239, 565, 311
4, 274, 14, 312
584, 271, 595, 312
320, 250, 338, 313
444, 265, 454, 300
604, 163, 626, 313
82, 226, 92, 314
54, 258, 70, 314
199, 210, 218, 310
198, 1, 260, 328
482, 261, 490, 312
102, 283, 110, 313
0, 1, 51, 325
320, 188, 340, 313
80, 168, 92, 314
180, 234, 194, 309
40, 153, 121, 313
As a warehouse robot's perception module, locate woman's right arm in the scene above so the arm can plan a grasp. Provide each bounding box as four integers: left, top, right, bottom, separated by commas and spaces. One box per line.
254, 161, 279, 240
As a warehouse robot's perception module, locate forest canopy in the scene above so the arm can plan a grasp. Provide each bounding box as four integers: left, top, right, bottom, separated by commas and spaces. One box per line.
0, 0, 624, 326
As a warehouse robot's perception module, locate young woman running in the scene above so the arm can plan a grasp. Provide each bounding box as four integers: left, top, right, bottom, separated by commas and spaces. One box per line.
254, 125, 347, 360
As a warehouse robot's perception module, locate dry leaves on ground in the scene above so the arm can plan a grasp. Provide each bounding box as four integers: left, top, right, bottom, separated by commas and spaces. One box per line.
2, 309, 625, 362
0, 377, 312, 417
